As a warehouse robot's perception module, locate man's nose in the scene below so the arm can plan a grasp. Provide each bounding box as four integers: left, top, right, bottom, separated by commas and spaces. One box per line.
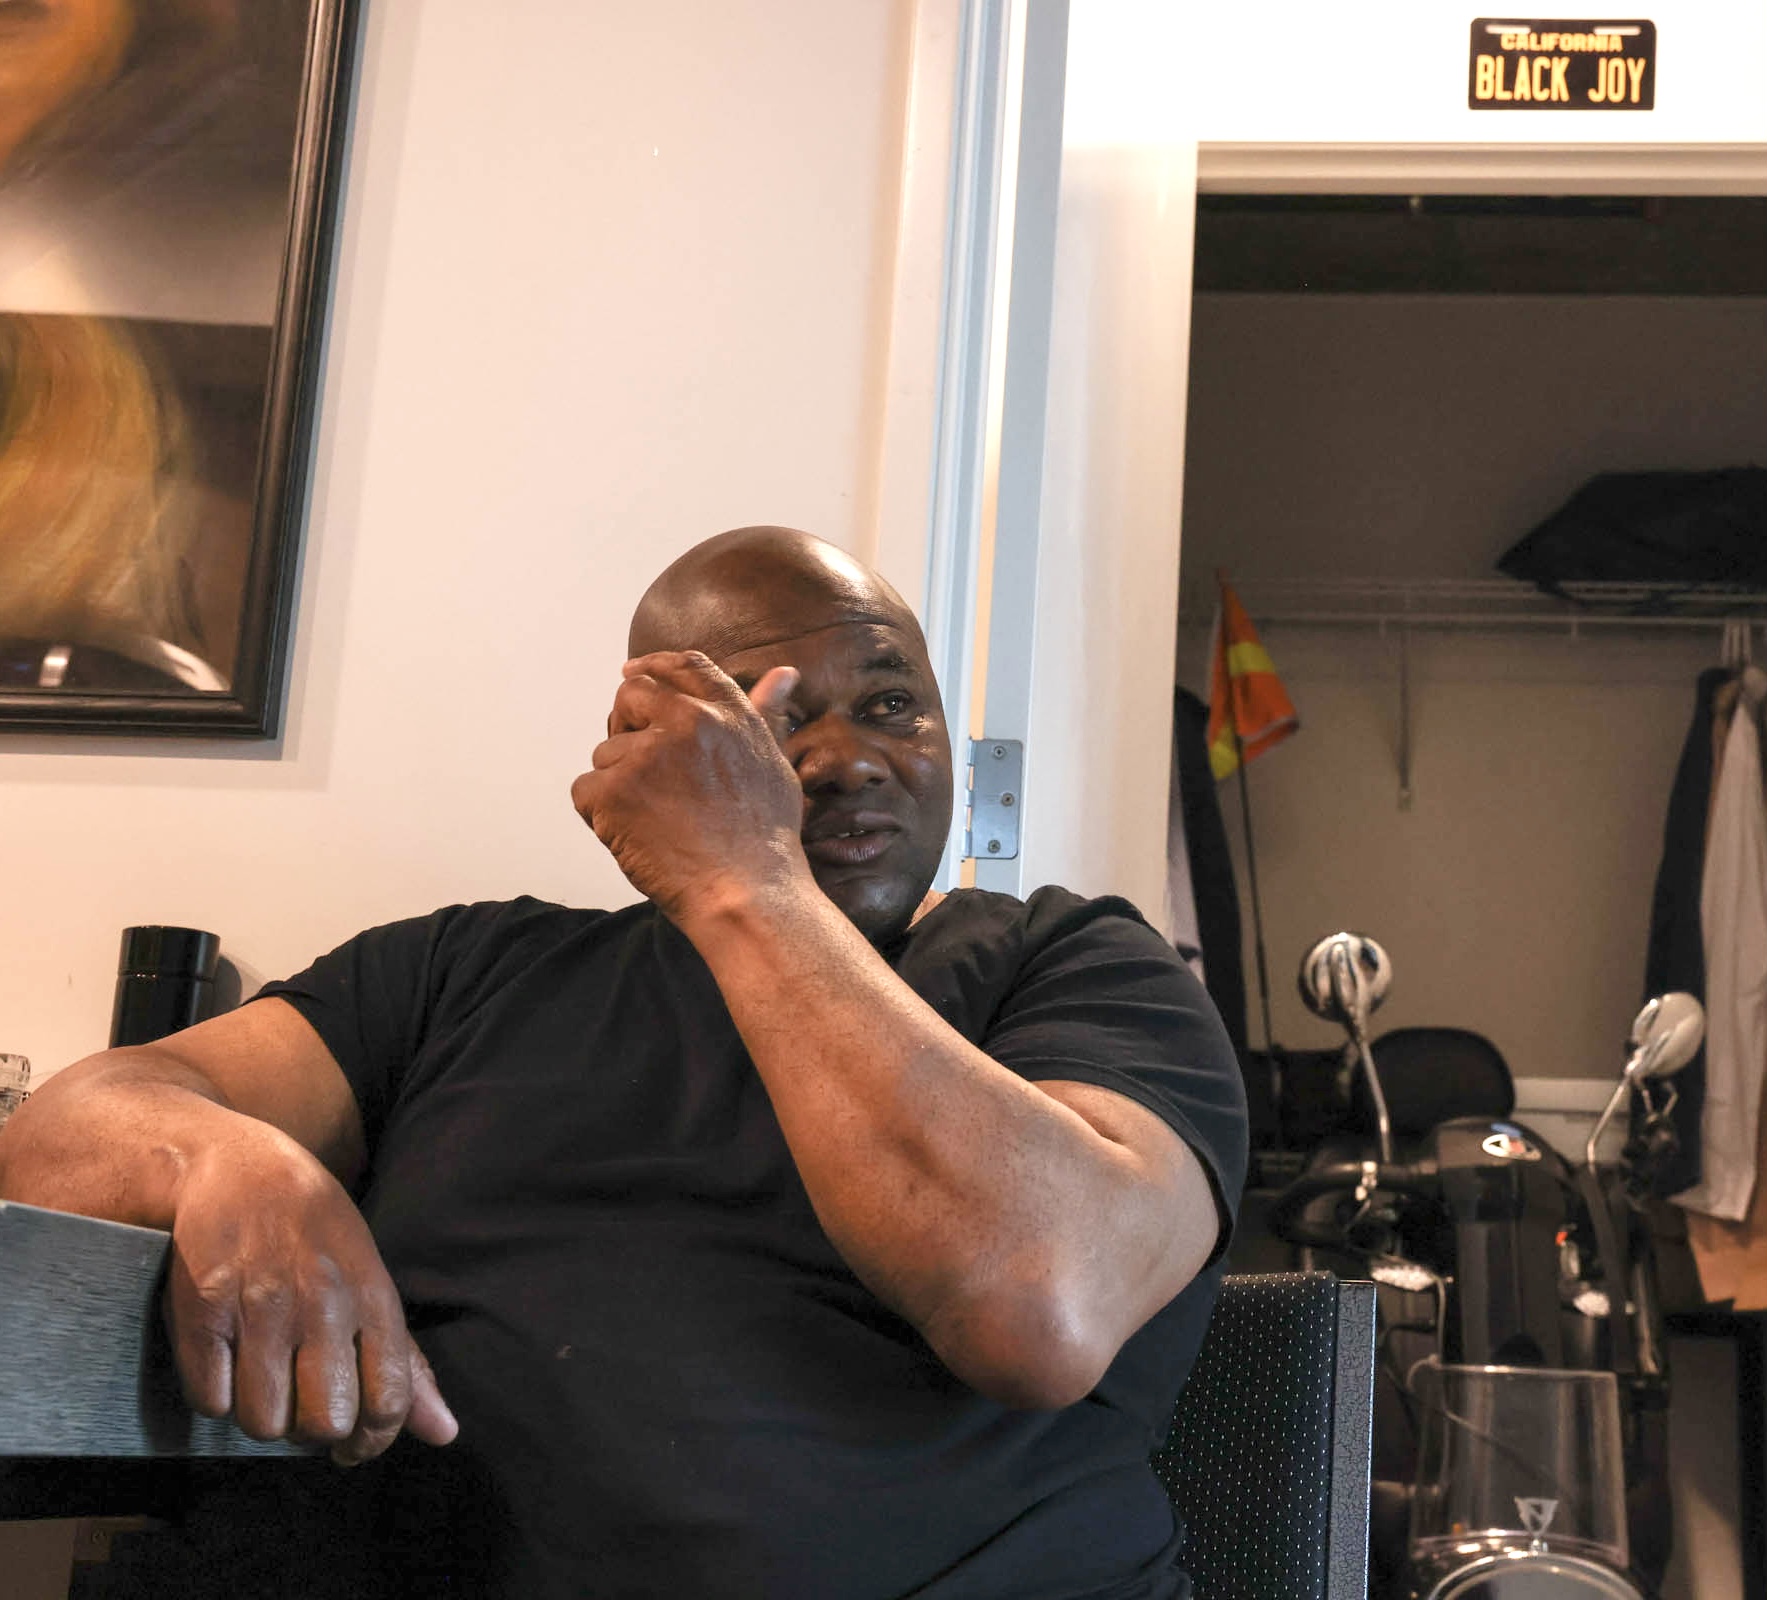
793, 717, 890, 791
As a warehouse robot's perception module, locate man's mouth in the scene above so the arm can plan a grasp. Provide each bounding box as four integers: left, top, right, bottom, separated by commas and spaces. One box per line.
802, 814, 902, 867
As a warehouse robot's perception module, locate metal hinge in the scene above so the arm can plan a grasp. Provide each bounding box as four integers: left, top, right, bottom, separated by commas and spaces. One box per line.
962, 738, 1022, 861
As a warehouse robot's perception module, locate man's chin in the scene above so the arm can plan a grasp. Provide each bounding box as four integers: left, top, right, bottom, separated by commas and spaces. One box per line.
813, 872, 919, 947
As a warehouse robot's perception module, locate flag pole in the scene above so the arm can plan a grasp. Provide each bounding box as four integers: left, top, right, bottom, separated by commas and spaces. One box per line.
1233, 723, 1276, 1059
1236, 731, 1279, 1053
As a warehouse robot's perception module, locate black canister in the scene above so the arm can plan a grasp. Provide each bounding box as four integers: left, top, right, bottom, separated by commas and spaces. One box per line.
111, 926, 221, 1047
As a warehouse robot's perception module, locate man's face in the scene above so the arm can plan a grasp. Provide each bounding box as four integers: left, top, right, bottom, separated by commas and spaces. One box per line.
717, 611, 953, 945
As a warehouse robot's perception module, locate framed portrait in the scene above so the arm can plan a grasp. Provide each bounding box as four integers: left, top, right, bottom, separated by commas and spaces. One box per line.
0, 0, 359, 737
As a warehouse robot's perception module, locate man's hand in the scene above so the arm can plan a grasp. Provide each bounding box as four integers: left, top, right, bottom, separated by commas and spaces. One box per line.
570, 651, 812, 923
167, 1124, 458, 1464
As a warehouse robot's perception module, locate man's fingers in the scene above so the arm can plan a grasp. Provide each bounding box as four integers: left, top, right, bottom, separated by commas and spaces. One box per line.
329, 1326, 412, 1466
231, 1278, 299, 1440
607, 673, 667, 736
328, 1336, 457, 1466
165, 1255, 238, 1420
570, 750, 629, 823
294, 1328, 360, 1443
171, 1315, 235, 1420
622, 650, 747, 707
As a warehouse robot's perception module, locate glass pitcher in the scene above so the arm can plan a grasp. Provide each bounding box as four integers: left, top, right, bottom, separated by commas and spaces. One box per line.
1407, 1359, 1629, 1583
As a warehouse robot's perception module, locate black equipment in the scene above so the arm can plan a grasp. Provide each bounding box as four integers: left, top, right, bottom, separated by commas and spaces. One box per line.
1266, 932, 1699, 1600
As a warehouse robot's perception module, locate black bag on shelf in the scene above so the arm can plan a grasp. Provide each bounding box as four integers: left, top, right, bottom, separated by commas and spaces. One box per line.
1498, 466, 1767, 598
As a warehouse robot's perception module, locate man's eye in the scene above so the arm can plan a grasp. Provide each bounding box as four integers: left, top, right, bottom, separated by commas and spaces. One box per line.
868, 692, 914, 719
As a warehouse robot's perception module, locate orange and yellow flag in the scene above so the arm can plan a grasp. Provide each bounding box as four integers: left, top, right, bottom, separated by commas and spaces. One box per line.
1207, 579, 1299, 779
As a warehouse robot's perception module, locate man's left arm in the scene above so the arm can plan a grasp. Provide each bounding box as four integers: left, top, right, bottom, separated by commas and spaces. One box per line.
573, 652, 1234, 1409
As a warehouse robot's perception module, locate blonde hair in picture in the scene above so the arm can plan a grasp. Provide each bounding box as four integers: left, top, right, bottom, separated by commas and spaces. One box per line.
0, 313, 198, 653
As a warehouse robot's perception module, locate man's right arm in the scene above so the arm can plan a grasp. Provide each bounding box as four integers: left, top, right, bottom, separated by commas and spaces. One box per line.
0, 998, 457, 1463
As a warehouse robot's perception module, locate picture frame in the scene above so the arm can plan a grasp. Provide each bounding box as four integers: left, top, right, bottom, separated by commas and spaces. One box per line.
0, 0, 360, 737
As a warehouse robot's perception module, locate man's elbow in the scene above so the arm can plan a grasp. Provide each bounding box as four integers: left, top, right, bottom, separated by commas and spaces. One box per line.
929, 1289, 1120, 1411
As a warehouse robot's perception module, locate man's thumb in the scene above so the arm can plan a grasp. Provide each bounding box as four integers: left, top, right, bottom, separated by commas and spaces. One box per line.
406, 1347, 460, 1447
747, 666, 800, 745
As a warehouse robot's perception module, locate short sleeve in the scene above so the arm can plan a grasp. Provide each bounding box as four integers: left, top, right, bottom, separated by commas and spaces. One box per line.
983, 890, 1249, 1263
253, 905, 481, 1152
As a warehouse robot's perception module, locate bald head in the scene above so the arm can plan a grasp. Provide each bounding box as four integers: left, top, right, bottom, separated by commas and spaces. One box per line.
628, 526, 926, 661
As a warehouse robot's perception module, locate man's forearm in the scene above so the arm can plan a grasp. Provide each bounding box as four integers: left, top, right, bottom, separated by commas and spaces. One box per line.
0, 1051, 260, 1227
677, 879, 1204, 1407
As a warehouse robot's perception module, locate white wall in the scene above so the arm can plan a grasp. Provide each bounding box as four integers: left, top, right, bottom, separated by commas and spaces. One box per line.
1182, 295, 1767, 587
0, 0, 919, 1081
1185, 0, 1767, 144
1179, 294, 1767, 1079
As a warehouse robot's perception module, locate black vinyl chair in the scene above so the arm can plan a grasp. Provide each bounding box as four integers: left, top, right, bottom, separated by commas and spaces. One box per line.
1155, 1271, 1376, 1600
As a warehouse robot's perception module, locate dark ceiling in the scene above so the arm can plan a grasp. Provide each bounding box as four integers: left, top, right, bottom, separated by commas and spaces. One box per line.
1193, 195, 1767, 295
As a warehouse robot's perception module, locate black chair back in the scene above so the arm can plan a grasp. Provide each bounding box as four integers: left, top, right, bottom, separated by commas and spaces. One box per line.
1153, 1271, 1375, 1600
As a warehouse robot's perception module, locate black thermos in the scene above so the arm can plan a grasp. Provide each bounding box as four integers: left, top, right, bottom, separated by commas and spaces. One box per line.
110, 926, 221, 1047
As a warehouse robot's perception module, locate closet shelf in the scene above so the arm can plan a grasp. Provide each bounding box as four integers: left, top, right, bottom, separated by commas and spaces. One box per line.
1177, 579, 1767, 813
1178, 578, 1767, 634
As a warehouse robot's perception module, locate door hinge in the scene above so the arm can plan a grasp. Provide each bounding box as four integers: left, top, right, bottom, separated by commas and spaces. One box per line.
963, 738, 1022, 861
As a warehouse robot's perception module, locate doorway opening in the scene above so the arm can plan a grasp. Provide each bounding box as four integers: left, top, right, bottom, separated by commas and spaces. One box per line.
1172, 187, 1767, 1600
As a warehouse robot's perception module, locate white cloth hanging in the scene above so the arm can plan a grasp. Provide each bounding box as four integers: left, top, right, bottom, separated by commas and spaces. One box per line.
1675, 664, 1767, 1223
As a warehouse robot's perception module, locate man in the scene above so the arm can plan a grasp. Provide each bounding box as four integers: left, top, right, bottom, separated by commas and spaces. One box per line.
0, 527, 1246, 1598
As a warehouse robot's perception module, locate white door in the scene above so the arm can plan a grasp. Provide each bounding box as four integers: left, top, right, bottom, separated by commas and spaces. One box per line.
904, 0, 1198, 918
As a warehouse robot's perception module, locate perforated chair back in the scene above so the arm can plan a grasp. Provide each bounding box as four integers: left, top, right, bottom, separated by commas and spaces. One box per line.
1153, 1271, 1375, 1600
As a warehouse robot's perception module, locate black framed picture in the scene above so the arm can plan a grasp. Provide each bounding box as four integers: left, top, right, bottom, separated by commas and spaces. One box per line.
0, 0, 358, 737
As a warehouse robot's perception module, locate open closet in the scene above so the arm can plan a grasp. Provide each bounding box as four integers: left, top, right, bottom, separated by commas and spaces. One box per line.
1169, 185, 1767, 1600
1172, 190, 1767, 1086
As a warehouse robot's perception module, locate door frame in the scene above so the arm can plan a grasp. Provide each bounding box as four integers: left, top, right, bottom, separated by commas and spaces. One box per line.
1198, 141, 1767, 194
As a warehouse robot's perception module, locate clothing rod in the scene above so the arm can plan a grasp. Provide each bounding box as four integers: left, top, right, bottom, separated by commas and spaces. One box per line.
1266, 611, 1756, 630
1178, 609, 1767, 633
1178, 579, 1767, 632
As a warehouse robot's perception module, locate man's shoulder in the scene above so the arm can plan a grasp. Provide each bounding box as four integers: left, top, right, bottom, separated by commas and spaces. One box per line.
922, 883, 1165, 953
356, 894, 651, 946
273, 896, 661, 999
897, 885, 1188, 1017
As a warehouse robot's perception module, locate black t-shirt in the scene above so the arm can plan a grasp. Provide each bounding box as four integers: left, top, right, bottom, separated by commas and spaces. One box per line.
253, 886, 1247, 1600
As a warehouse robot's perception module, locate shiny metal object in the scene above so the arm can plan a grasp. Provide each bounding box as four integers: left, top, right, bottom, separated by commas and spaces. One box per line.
1583, 993, 1704, 1171
1299, 932, 1394, 1161
1298, 931, 1392, 1036
1624, 992, 1704, 1083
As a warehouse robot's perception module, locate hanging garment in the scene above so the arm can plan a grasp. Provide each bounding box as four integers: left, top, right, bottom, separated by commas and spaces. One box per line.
1674, 666, 1767, 1228
1682, 1078, 1767, 1308
1166, 794, 1204, 978
1641, 667, 1732, 1197
1170, 688, 1247, 1054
